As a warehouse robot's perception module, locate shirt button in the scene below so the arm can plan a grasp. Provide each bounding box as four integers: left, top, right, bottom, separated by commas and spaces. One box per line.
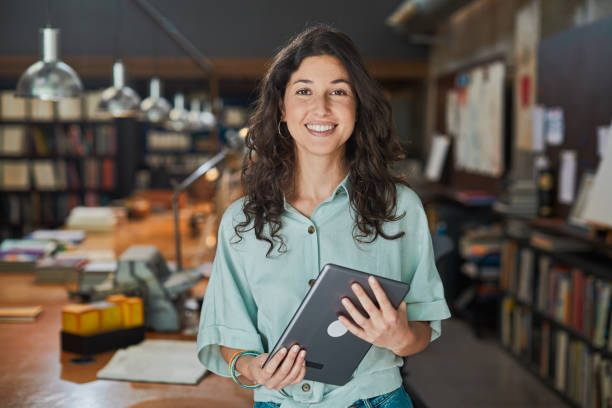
308, 279, 315, 287
302, 383, 311, 392
307, 226, 315, 234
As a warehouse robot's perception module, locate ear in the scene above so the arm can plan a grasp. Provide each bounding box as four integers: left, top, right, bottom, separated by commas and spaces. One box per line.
279, 100, 286, 121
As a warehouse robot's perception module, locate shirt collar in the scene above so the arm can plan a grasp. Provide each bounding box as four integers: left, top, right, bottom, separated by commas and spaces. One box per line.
283, 173, 350, 212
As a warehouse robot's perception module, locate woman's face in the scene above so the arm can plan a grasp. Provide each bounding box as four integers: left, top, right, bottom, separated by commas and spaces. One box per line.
282, 55, 357, 161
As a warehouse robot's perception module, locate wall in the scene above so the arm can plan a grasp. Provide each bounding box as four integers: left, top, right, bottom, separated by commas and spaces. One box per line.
0, 0, 426, 60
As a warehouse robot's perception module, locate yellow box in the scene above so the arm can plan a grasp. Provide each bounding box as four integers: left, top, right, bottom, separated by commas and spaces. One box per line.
90, 302, 122, 332
122, 297, 144, 327
106, 295, 144, 328
106, 294, 127, 304
62, 304, 99, 335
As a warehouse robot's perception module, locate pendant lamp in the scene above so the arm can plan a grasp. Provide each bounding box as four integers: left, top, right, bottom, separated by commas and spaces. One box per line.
166, 93, 189, 131
187, 98, 205, 131
141, 77, 171, 123
200, 100, 217, 131
98, 60, 141, 118
16, 27, 83, 100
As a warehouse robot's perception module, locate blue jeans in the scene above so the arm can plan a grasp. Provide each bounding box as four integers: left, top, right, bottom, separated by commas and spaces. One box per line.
253, 386, 414, 408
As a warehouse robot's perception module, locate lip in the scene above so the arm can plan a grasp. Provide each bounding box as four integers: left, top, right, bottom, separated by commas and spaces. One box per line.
304, 123, 337, 137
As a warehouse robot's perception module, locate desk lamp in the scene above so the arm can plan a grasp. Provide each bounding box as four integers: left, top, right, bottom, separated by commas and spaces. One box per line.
173, 131, 245, 271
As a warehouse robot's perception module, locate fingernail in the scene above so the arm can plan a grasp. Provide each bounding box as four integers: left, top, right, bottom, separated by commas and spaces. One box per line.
291, 345, 299, 353
352, 283, 359, 290
280, 348, 287, 354
299, 350, 306, 358
369, 275, 375, 283
341, 298, 349, 305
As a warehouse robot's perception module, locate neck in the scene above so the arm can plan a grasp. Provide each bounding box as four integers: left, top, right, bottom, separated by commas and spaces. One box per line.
291, 152, 348, 204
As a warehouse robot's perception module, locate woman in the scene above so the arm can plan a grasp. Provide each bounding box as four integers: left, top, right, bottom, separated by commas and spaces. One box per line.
197, 25, 450, 408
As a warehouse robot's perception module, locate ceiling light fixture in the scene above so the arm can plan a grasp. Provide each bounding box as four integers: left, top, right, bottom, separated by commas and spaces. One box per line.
166, 93, 189, 131
15, 27, 83, 100
98, 60, 141, 118
141, 77, 171, 123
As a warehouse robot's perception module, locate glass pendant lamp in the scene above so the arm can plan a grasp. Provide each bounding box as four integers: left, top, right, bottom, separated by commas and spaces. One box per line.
16, 27, 83, 100
98, 60, 141, 118
166, 93, 189, 131
141, 77, 171, 123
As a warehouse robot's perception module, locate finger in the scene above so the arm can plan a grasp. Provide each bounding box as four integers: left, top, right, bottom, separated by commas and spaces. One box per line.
337, 314, 367, 341
341, 297, 369, 328
261, 347, 287, 378
279, 349, 306, 388
350, 282, 381, 319
270, 345, 301, 388
368, 276, 395, 315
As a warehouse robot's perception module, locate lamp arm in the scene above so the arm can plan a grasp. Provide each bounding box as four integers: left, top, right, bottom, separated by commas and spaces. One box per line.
173, 149, 228, 271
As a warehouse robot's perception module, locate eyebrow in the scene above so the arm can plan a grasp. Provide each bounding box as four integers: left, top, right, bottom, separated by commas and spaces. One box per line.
291, 79, 352, 86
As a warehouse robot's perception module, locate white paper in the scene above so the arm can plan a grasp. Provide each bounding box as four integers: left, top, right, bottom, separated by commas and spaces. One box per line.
546, 108, 564, 146
97, 340, 207, 384
558, 150, 577, 204
531, 105, 546, 152
584, 133, 612, 228
425, 134, 450, 182
446, 90, 459, 136
598, 126, 610, 158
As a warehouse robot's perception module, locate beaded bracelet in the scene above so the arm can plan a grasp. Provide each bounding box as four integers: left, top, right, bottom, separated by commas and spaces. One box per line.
230, 350, 262, 389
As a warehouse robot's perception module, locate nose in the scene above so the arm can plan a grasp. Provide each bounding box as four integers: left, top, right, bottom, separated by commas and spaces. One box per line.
311, 93, 331, 116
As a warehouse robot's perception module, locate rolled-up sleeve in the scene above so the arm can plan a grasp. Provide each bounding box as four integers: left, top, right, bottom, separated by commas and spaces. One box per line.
197, 208, 263, 376
402, 193, 451, 342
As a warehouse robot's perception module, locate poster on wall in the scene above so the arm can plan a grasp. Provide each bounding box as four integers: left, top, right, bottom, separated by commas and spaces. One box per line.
454, 61, 505, 177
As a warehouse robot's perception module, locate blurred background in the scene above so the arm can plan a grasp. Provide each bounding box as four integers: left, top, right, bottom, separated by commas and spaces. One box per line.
1, 1, 612, 407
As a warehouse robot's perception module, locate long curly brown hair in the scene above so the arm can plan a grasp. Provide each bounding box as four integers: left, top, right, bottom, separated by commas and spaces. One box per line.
235, 25, 408, 257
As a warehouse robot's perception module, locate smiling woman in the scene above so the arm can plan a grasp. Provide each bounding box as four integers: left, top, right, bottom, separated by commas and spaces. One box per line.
197, 24, 450, 408
282, 55, 356, 163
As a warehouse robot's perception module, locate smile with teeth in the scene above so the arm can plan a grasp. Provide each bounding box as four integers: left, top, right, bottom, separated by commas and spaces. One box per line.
306, 123, 336, 132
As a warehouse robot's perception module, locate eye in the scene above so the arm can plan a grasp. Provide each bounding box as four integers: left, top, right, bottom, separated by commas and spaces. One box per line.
331, 89, 348, 96
296, 88, 311, 95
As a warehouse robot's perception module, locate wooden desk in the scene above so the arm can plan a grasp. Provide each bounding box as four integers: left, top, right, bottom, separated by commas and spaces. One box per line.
0, 208, 253, 408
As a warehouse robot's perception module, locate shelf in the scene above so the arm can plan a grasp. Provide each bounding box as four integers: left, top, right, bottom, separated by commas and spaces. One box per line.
0, 188, 115, 194
506, 236, 612, 281
0, 119, 113, 125
0, 154, 115, 159
498, 344, 580, 408
503, 292, 612, 360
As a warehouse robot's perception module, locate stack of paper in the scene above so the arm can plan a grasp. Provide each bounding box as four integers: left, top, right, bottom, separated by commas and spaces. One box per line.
66, 207, 117, 231
97, 339, 207, 384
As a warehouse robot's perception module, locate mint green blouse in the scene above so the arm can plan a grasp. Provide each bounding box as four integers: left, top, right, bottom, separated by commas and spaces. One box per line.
197, 177, 451, 408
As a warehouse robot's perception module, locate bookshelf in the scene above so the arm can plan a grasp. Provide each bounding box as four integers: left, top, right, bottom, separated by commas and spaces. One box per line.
0, 90, 136, 239
500, 219, 612, 408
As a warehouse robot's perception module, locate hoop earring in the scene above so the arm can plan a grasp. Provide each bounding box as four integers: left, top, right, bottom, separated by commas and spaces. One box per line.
278, 121, 287, 138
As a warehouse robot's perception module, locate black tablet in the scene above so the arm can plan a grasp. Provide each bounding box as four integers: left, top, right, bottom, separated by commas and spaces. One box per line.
262, 263, 410, 386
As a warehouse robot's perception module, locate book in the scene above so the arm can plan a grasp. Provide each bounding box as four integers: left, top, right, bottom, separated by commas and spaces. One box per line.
35, 257, 88, 283
28, 229, 86, 245
530, 231, 591, 252
0, 90, 27, 120
32, 160, 57, 190
1, 125, 27, 155
30, 98, 54, 121
0, 306, 43, 322
57, 97, 82, 121
1, 160, 30, 190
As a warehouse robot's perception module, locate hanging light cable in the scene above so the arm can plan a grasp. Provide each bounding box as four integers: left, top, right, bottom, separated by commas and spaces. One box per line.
15, 0, 83, 100
140, 19, 170, 123
98, 0, 141, 117
166, 93, 189, 131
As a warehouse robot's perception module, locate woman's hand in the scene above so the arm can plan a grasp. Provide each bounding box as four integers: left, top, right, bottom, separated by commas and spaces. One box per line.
338, 275, 429, 356
239, 345, 307, 390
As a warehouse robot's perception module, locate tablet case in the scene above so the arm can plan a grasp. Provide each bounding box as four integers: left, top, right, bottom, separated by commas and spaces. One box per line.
263, 263, 410, 386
